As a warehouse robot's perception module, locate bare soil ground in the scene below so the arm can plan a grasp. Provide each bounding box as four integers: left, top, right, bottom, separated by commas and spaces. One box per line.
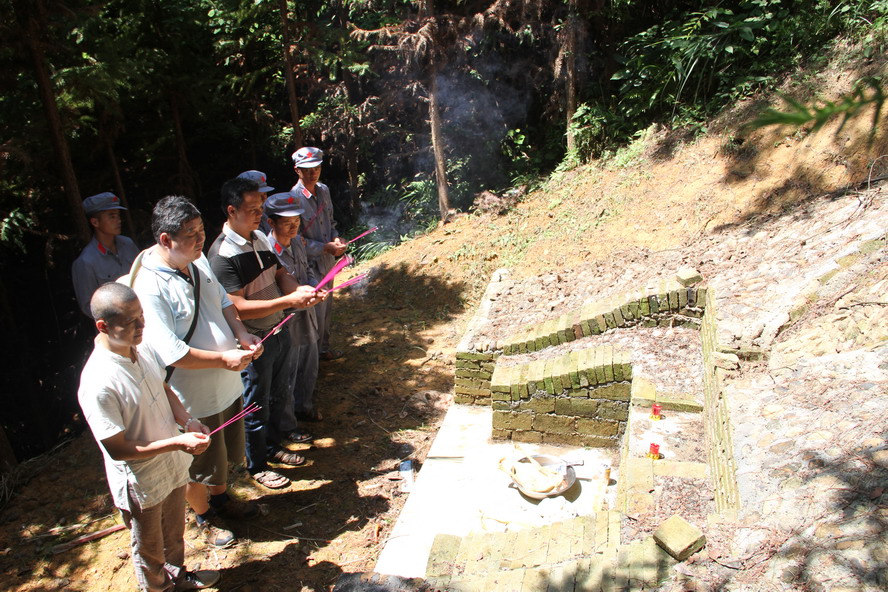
1, 46, 885, 591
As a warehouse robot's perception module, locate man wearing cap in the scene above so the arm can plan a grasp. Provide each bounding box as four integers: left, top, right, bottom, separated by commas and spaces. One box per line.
264, 192, 322, 428
236, 170, 274, 235
72, 192, 140, 318
291, 147, 346, 361
208, 177, 326, 490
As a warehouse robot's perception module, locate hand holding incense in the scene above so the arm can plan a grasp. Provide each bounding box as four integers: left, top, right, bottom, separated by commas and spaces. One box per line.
328, 273, 369, 292
346, 226, 378, 246
315, 255, 352, 292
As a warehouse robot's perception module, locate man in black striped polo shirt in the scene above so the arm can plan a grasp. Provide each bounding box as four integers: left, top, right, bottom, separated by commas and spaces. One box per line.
208, 177, 326, 490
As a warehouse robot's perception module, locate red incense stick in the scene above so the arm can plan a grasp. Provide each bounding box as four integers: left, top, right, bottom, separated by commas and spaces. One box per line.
346, 226, 378, 245
328, 273, 369, 292
256, 313, 295, 346
210, 403, 260, 435
315, 256, 352, 292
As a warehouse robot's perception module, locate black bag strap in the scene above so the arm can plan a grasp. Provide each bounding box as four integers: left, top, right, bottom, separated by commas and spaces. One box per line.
165, 263, 201, 382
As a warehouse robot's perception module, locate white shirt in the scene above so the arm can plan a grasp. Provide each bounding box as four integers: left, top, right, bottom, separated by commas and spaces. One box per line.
132, 252, 243, 419
78, 341, 191, 511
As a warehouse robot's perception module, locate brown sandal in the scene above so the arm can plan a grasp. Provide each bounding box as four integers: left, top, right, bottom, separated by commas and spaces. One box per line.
251, 470, 291, 489
270, 449, 306, 466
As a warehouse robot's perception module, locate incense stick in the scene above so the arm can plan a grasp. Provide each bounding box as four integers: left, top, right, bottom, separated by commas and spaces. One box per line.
346, 226, 378, 245
210, 403, 260, 435
315, 256, 352, 292
256, 313, 295, 346
328, 273, 369, 292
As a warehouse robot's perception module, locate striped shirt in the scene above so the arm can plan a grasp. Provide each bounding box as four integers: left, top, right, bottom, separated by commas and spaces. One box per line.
208, 223, 284, 334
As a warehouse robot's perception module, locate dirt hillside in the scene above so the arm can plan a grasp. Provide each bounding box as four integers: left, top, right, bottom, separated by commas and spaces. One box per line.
1, 46, 885, 592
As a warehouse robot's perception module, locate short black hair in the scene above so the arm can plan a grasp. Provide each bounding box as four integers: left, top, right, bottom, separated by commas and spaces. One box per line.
90, 283, 138, 323
220, 177, 260, 217
152, 195, 201, 243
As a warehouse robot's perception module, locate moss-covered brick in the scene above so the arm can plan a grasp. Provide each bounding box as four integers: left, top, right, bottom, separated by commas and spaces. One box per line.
603, 310, 616, 329
491, 428, 512, 440
491, 389, 511, 402
603, 347, 615, 382
492, 410, 533, 431
523, 396, 556, 414
453, 393, 475, 404
534, 414, 575, 434
459, 351, 495, 362
598, 400, 629, 420
648, 295, 660, 314
543, 432, 583, 446
569, 356, 581, 388
577, 418, 619, 437
544, 369, 556, 395
639, 297, 650, 316
480, 362, 496, 372
455, 358, 479, 371
613, 353, 624, 382
458, 387, 491, 397
566, 398, 599, 417
512, 430, 543, 443
491, 400, 511, 411
612, 305, 625, 327
668, 290, 679, 310
592, 314, 606, 333
629, 300, 640, 319
653, 515, 706, 561
622, 357, 633, 380
455, 368, 478, 379
554, 398, 572, 415
678, 288, 688, 308
621, 301, 633, 321
593, 382, 630, 402
455, 377, 480, 389
594, 348, 607, 384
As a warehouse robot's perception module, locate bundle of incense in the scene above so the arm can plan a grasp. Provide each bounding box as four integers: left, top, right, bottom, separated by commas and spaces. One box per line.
315, 255, 352, 292
210, 403, 260, 435
328, 273, 369, 293
346, 226, 378, 245
256, 312, 295, 346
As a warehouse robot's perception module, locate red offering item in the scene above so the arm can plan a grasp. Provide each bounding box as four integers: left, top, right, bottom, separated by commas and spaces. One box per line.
651, 403, 662, 420
256, 313, 295, 346
648, 443, 661, 459
210, 403, 261, 435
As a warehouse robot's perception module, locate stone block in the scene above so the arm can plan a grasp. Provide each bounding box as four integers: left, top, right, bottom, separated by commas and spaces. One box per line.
524, 396, 556, 414
631, 376, 656, 403
512, 430, 543, 443
676, 267, 703, 286
612, 305, 625, 327
533, 414, 575, 434
656, 394, 703, 413
580, 434, 616, 448
491, 400, 511, 411
492, 410, 533, 431
453, 394, 475, 405
577, 418, 619, 437
491, 428, 512, 440
653, 515, 706, 561
597, 400, 629, 420
426, 533, 463, 577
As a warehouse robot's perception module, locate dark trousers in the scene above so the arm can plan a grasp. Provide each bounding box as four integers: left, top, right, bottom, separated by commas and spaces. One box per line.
241, 330, 290, 473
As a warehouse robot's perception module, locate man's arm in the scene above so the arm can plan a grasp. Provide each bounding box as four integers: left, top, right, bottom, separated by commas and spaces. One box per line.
221, 304, 263, 355
100, 430, 209, 461
71, 257, 98, 317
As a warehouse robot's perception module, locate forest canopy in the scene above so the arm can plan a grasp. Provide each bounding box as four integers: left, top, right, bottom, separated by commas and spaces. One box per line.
1, 0, 885, 463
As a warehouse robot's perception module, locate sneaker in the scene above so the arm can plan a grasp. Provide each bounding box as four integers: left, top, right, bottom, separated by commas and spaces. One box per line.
213, 497, 259, 520
175, 569, 220, 591
194, 514, 235, 548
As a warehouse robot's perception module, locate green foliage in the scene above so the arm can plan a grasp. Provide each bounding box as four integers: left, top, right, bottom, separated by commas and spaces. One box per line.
746, 76, 886, 135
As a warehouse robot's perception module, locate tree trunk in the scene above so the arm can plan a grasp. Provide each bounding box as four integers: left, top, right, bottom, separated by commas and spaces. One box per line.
16, 1, 89, 244
565, 1, 578, 154
278, 0, 304, 150
169, 92, 198, 198
104, 137, 135, 236
428, 73, 451, 221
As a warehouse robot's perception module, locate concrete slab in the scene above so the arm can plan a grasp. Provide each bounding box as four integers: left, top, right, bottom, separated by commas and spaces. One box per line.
375, 404, 620, 578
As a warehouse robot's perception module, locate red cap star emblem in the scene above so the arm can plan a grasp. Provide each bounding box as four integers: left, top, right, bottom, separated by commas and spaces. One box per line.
287, 197, 295, 203
112, 196, 119, 202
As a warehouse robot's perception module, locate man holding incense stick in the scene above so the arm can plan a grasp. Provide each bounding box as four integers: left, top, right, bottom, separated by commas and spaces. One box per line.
264, 192, 322, 431
292, 147, 346, 363
78, 283, 220, 592
209, 177, 326, 490
131, 195, 263, 547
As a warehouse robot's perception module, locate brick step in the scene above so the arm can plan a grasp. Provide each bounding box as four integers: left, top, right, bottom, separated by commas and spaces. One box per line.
427, 536, 675, 591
